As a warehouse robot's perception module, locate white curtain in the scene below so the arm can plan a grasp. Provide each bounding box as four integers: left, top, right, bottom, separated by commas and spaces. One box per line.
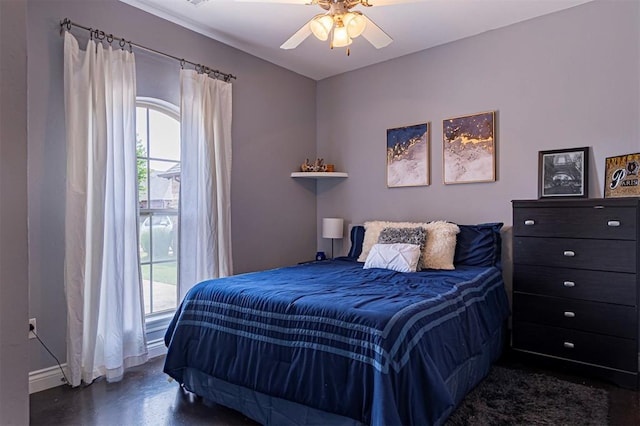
179, 69, 233, 298
63, 32, 147, 387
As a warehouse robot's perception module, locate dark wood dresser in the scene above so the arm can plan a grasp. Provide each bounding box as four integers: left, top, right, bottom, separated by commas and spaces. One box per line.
512, 198, 639, 389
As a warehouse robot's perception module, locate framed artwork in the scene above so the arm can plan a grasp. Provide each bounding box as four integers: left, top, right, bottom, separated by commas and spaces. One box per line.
443, 111, 496, 184
538, 147, 589, 198
604, 153, 640, 198
386, 122, 430, 187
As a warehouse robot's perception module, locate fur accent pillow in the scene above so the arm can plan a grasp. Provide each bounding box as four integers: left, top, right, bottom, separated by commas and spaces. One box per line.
423, 221, 460, 270
363, 243, 421, 273
358, 220, 460, 270
378, 227, 427, 270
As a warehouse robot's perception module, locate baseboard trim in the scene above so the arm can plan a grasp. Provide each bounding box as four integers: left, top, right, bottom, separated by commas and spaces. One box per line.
29, 364, 68, 394
29, 340, 167, 394
147, 338, 168, 359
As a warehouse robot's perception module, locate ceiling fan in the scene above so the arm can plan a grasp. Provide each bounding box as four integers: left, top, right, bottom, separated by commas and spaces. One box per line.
240, 0, 398, 54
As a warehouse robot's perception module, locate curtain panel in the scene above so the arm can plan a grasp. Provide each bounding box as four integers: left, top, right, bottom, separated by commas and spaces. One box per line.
178, 69, 233, 298
63, 32, 147, 387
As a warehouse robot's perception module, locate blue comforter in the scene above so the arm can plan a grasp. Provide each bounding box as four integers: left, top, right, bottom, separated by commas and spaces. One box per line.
164, 259, 510, 425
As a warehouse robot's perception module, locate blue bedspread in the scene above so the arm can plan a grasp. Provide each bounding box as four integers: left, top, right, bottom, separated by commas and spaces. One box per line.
164, 259, 510, 425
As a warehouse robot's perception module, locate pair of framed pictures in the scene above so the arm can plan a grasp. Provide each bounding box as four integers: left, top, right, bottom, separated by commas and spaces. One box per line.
386, 111, 496, 188
538, 148, 640, 198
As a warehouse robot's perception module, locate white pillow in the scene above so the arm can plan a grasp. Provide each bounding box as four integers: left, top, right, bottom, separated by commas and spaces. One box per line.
363, 243, 421, 273
358, 220, 460, 270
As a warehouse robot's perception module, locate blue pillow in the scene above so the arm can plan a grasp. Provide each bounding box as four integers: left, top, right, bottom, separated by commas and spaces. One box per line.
454, 223, 503, 267
347, 225, 365, 260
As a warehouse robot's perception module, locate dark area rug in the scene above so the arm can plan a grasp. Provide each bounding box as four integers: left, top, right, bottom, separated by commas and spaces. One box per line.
446, 366, 609, 425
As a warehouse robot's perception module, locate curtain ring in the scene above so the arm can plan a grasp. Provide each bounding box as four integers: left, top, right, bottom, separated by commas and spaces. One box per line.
128, 41, 133, 53
89, 28, 94, 40
106, 34, 114, 44
180, 59, 185, 69
119, 39, 126, 50
59, 18, 71, 36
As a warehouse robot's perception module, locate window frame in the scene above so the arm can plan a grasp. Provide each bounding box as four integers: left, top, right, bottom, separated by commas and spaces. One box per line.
136, 97, 180, 332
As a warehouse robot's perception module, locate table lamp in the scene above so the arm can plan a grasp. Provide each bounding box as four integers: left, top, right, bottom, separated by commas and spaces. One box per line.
322, 218, 344, 259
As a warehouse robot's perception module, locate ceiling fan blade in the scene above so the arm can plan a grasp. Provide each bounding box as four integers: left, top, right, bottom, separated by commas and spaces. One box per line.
361, 15, 392, 49
280, 22, 313, 49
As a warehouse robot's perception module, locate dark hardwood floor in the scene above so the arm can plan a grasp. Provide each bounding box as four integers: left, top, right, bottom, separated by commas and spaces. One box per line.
30, 353, 639, 425
30, 356, 258, 426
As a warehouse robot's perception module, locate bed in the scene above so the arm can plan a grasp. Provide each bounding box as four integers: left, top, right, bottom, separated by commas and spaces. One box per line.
163, 222, 510, 425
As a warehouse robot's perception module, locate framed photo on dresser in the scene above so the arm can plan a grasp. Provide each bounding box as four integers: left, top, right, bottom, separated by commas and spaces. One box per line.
604, 153, 640, 198
538, 147, 589, 198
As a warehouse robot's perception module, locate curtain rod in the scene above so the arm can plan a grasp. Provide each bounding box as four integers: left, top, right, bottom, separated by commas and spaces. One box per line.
59, 18, 236, 82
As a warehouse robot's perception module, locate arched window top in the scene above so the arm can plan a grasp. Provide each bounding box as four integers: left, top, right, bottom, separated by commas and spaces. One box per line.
137, 96, 179, 121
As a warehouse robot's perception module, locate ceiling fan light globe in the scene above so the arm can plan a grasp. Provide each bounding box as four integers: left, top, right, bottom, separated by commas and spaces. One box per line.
310, 15, 334, 41
332, 25, 352, 48
344, 12, 366, 38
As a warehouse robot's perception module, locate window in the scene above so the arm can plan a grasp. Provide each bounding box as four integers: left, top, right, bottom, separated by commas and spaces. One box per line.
136, 99, 180, 318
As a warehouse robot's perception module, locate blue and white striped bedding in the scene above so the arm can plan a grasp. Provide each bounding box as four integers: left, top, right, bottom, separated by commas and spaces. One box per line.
164, 258, 510, 425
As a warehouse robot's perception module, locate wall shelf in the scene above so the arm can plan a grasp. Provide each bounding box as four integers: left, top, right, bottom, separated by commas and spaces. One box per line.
291, 172, 348, 179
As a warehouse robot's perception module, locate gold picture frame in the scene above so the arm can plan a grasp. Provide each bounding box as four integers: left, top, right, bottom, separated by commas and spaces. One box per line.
386, 122, 430, 188
604, 153, 640, 198
443, 111, 496, 184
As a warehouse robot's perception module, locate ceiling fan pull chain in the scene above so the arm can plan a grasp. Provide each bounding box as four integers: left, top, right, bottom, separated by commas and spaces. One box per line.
346, 47, 350, 56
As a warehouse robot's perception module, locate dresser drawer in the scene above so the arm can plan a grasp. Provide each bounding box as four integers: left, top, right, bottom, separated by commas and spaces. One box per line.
513, 206, 637, 239
513, 293, 637, 339
513, 237, 636, 273
513, 322, 637, 372
513, 265, 637, 305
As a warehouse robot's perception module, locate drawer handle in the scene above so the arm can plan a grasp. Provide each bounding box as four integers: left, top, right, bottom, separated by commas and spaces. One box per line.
563, 342, 575, 349
524, 220, 535, 226
563, 251, 575, 257
563, 311, 576, 318
563, 281, 575, 288
607, 220, 621, 227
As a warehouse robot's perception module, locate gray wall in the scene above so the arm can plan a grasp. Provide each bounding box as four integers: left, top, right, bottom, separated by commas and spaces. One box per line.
27, 0, 317, 371
0, 0, 30, 422
316, 0, 640, 275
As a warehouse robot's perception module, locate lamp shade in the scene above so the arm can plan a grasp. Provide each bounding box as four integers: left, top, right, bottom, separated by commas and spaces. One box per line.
322, 218, 344, 239
344, 12, 366, 38
331, 25, 352, 48
310, 15, 334, 41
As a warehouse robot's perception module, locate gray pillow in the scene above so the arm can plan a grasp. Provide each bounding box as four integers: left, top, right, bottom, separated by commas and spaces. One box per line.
378, 227, 427, 270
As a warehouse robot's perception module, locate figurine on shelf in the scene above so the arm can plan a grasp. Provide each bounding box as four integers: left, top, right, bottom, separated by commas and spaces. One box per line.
300, 158, 312, 172
314, 158, 327, 172
300, 158, 328, 172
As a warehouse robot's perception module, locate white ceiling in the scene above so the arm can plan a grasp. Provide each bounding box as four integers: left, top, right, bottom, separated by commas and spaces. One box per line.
119, 0, 592, 80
